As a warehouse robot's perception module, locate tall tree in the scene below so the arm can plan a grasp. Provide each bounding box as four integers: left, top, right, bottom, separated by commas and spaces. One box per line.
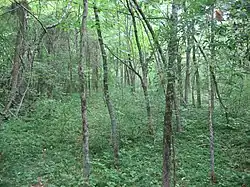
126, 0, 153, 135
67, 32, 73, 94
162, 2, 178, 186
208, 4, 216, 184
78, 0, 90, 185
94, 4, 119, 167
184, 14, 191, 106
192, 30, 201, 108
131, 0, 177, 186
2, 1, 28, 116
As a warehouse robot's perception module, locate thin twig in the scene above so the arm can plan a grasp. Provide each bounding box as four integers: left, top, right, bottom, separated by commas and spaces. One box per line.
104, 44, 142, 79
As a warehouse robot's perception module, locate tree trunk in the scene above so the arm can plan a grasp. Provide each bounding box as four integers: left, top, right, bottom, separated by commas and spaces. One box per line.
163, 2, 178, 186
78, 0, 90, 185
92, 41, 99, 92
209, 5, 216, 184
131, 0, 177, 186
2, 1, 28, 115
116, 4, 121, 87
128, 54, 136, 93
184, 22, 191, 105
191, 76, 195, 107
127, 0, 153, 135
46, 30, 57, 98
177, 45, 183, 106
193, 43, 201, 108
67, 34, 73, 94
94, 5, 119, 168
86, 37, 91, 96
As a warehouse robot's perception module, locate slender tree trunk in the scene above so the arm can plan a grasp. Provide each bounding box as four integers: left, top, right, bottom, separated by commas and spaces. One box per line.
94, 5, 119, 168
92, 42, 99, 92
128, 54, 136, 93
2, 1, 27, 115
209, 5, 216, 184
172, 131, 177, 187
191, 76, 195, 107
131, 0, 177, 186
193, 43, 201, 108
163, 2, 178, 186
67, 34, 73, 94
120, 64, 124, 89
116, 3, 121, 86
177, 45, 183, 106
127, 0, 153, 135
46, 30, 57, 98
86, 37, 91, 96
125, 66, 130, 86
78, 0, 90, 185
184, 23, 191, 105
208, 65, 215, 183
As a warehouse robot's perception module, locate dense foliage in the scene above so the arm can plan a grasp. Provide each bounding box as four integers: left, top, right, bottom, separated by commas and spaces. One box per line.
0, 0, 249, 186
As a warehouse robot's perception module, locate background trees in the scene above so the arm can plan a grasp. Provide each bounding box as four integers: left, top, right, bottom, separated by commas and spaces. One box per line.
0, 0, 249, 186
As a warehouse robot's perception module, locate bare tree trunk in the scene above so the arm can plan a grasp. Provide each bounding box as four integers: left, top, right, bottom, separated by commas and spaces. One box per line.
177, 46, 183, 106
67, 33, 73, 94
127, 54, 136, 93
2, 1, 28, 115
163, 2, 178, 186
94, 5, 119, 168
86, 37, 91, 96
184, 21, 191, 105
92, 41, 99, 92
116, 3, 121, 86
193, 42, 201, 108
131, 0, 177, 186
191, 76, 195, 107
46, 30, 58, 98
172, 131, 177, 187
78, 0, 90, 185
209, 5, 216, 184
127, 0, 153, 135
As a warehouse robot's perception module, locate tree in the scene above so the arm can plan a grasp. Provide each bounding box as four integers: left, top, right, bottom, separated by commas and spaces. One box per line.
208, 4, 216, 184
78, 0, 90, 185
131, 0, 177, 186
94, 4, 119, 168
126, 0, 153, 135
2, 1, 28, 116
162, 1, 178, 186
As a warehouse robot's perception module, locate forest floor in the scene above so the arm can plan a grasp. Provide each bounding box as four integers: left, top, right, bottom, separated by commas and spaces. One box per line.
0, 92, 249, 187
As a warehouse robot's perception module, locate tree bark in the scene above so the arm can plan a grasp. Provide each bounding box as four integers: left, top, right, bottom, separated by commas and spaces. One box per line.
177, 45, 183, 106
163, 2, 178, 186
78, 0, 90, 185
94, 5, 119, 168
67, 33, 73, 94
92, 41, 99, 92
126, 0, 153, 135
2, 1, 28, 115
184, 19, 191, 105
209, 5, 216, 184
131, 0, 177, 186
193, 42, 201, 108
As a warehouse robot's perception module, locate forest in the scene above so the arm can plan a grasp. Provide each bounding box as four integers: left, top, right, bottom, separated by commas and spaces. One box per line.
0, 0, 249, 186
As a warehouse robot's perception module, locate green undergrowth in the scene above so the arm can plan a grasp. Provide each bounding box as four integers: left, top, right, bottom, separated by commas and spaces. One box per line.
0, 91, 249, 186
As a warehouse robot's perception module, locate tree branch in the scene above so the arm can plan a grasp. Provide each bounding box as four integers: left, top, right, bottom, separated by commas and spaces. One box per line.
104, 44, 142, 80
14, 0, 47, 33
